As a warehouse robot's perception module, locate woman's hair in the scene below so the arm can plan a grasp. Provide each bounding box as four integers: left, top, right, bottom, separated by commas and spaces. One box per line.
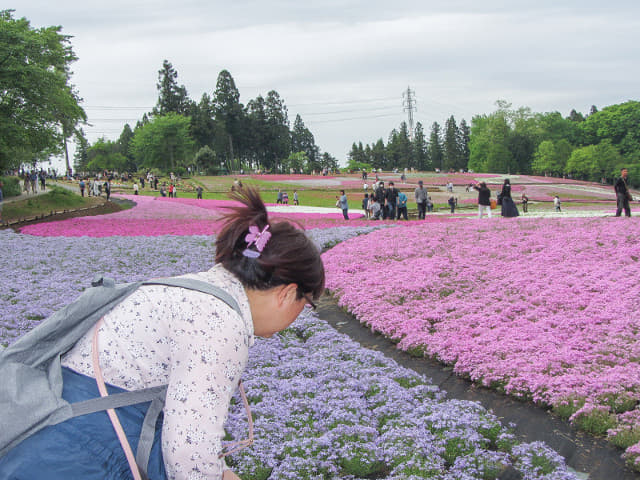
503, 179, 511, 185
216, 186, 325, 300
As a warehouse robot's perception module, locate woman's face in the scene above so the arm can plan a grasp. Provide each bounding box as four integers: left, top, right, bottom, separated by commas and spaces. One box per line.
250, 285, 312, 338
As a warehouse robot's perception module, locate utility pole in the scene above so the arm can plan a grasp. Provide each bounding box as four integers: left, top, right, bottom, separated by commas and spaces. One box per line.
402, 86, 417, 140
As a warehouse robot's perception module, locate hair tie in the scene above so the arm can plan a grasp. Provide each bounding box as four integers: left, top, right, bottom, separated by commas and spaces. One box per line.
243, 224, 271, 258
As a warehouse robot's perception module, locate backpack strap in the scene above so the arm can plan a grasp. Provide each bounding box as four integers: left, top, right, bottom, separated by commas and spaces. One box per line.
84, 277, 243, 479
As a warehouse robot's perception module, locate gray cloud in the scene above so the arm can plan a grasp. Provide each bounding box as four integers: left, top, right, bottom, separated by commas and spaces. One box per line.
12, 1, 640, 168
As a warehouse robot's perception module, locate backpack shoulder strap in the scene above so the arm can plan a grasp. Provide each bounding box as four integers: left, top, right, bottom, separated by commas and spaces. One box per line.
67, 277, 243, 420
68, 277, 244, 478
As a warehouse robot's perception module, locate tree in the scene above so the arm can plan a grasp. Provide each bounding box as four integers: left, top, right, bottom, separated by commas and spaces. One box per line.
413, 122, 429, 171
246, 95, 268, 170
428, 122, 443, 171
0, 10, 86, 172
86, 138, 127, 172
443, 116, 462, 171
386, 122, 412, 169
73, 128, 89, 171
194, 145, 217, 174
532, 140, 561, 176
152, 60, 192, 116
370, 139, 386, 170
565, 140, 621, 182
468, 109, 511, 173
189, 93, 216, 151
116, 124, 136, 172
291, 114, 319, 171
320, 152, 338, 172
264, 90, 290, 172
283, 151, 308, 173
458, 119, 470, 170
130, 113, 195, 172
213, 70, 244, 172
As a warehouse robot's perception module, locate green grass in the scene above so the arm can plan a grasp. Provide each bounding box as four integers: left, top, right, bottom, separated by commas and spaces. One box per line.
2, 187, 103, 222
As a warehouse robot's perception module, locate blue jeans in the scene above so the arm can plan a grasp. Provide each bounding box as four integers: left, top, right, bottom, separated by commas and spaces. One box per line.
0, 368, 167, 480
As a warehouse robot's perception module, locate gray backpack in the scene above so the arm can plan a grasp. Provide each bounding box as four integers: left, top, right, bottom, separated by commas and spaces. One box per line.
0, 274, 241, 475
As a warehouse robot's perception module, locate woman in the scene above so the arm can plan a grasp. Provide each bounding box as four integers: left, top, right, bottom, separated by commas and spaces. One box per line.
499, 179, 520, 217
0, 187, 324, 480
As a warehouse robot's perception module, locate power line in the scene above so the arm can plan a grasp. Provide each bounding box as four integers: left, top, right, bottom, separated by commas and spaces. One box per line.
306, 112, 400, 125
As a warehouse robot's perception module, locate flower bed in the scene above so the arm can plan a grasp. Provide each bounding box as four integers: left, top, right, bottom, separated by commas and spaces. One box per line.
0, 228, 578, 479
18, 196, 370, 237
322, 216, 640, 468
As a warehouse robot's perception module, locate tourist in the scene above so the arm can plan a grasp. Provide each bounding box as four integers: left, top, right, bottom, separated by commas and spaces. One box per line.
338, 189, 349, 220
293, 190, 299, 205
133, 182, 139, 195
473, 181, 492, 219
554, 195, 562, 212
104, 180, 111, 202
0, 187, 324, 480
499, 179, 519, 217
362, 193, 370, 219
414, 180, 428, 220
397, 190, 408, 220
370, 197, 381, 220
521, 193, 529, 213
196, 186, 203, 200
374, 181, 385, 217
384, 181, 399, 220
426, 196, 434, 213
448, 195, 456, 214
615, 167, 632, 217
79, 179, 86, 197
276, 190, 283, 204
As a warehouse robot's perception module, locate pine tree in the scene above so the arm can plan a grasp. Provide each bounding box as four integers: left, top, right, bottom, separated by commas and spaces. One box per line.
153, 60, 192, 116
428, 122, 444, 171
443, 116, 461, 171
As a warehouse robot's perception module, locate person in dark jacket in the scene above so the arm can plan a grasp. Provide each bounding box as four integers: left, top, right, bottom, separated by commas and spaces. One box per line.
374, 181, 386, 218
499, 179, 519, 217
448, 195, 456, 213
473, 182, 492, 218
615, 168, 632, 217
384, 181, 399, 220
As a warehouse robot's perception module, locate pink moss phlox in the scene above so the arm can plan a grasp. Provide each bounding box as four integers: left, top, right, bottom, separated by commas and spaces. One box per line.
322, 216, 640, 460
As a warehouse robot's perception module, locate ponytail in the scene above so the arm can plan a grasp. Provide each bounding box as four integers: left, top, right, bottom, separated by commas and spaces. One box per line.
216, 187, 324, 300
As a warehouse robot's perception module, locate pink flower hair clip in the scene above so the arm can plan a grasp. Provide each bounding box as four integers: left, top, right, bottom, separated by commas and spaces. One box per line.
242, 224, 271, 258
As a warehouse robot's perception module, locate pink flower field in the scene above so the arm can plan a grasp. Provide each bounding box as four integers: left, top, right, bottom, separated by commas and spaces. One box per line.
322, 216, 640, 464
19, 195, 371, 236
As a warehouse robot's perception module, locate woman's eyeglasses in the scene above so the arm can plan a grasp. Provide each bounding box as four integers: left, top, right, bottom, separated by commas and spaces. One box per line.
303, 293, 317, 311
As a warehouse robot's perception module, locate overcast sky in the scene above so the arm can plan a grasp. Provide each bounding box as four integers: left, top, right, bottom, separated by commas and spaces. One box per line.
12, 1, 640, 170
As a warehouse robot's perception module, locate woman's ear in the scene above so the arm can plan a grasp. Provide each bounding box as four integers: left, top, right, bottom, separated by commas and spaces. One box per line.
276, 283, 299, 307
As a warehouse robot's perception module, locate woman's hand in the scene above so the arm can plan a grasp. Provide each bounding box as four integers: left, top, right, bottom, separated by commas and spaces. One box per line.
223, 470, 242, 479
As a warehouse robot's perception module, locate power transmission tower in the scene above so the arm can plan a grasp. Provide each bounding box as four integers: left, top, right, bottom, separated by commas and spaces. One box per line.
402, 86, 417, 140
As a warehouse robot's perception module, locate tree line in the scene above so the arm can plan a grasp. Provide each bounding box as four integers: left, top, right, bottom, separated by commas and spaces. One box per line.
3, 10, 639, 184
74, 61, 338, 176
350, 99, 640, 186
348, 117, 470, 173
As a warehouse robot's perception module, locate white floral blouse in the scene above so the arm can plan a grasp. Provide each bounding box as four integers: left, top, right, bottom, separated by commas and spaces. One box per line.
62, 264, 255, 479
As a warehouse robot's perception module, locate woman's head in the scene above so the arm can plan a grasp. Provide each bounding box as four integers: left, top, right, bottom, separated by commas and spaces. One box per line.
504, 179, 511, 186
216, 186, 325, 303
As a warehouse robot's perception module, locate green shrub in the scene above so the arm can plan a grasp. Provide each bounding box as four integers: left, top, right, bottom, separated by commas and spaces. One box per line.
1, 176, 21, 197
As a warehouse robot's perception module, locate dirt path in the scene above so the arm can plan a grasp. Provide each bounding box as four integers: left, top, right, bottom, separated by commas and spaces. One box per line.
315, 294, 640, 480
